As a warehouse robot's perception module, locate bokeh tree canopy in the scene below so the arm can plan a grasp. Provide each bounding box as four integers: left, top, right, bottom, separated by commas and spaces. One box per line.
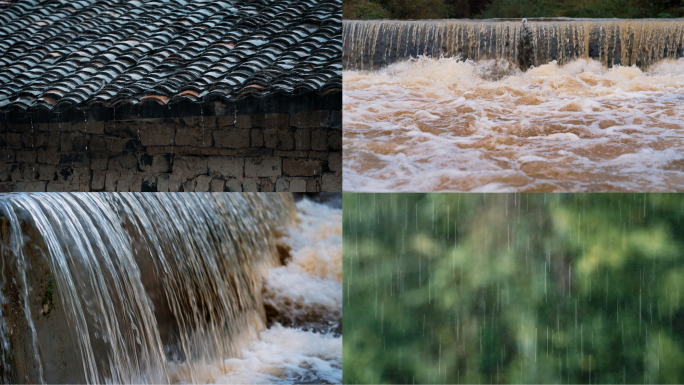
343, 194, 684, 384
343, 0, 684, 19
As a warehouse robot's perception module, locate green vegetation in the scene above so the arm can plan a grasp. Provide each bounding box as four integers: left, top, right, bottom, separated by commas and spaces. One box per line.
343, 0, 684, 19
344, 194, 684, 384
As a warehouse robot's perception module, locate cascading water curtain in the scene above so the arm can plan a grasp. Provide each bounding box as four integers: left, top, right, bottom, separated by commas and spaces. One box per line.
0, 193, 296, 384
342, 19, 684, 70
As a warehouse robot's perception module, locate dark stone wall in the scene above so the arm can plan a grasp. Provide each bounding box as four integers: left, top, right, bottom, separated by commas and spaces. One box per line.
0, 111, 342, 192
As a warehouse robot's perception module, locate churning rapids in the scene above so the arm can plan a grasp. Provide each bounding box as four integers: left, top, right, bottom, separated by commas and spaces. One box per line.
0, 193, 341, 384
344, 57, 684, 192
343, 18, 684, 192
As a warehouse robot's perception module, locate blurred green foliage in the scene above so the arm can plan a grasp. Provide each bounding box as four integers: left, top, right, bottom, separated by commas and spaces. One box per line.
343, 194, 684, 384
343, 0, 684, 19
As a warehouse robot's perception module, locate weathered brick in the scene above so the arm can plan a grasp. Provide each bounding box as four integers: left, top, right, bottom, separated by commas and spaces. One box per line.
308, 151, 329, 160
329, 130, 342, 150
210, 178, 225, 192
218, 149, 238, 156
109, 153, 138, 170
176, 125, 213, 147
129, 175, 143, 192
49, 122, 73, 132
275, 177, 289, 192
6, 133, 22, 149
245, 157, 281, 177
0, 150, 14, 162
289, 178, 307, 192
37, 165, 55, 181
0, 164, 8, 182
90, 136, 107, 151
45, 132, 59, 150
290, 111, 324, 128
47, 181, 72, 192
329, 110, 342, 129
252, 113, 289, 129
11, 165, 23, 181
182, 178, 196, 192
311, 129, 328, 151
214, 128, 250, 148
274, 150, 306, 158
105, 170, 119, 191
207, 156, 244, 177
37, 151, 58, 165
295, 128, 310, 150
152, 155, 170, 173
116, 169, 134, 192
195, 175, 211, 192
142, 175, 157, 192
263, 128, 278, 149
329, 152, 342, 175
251, 129, 264, 147
260, 178, 275, 192
72, 120, 104, 135
278, 129, 295, 150
105, 137, 124, 152
200, 148, 220, 155
16, 151, 37, 163
169, 174, 184, 192
217, 115, 251, 129
157, 174, 170, 192
146, 146, 166, 154
237, 148, 274, 157
172, 156, 207, 178
22, 165, 37, 181
225, 178, 242, 192
283, 159, 322, 177
14, 181, 46, 192
73, 136, 89, 151
60, 133, 73, 152
306, 178, 318, 192
321, 172, 341, 192
91, 170, 105, 190
242, 178, 258, 192
140, 122, 175, 146
91, 152, 109, 171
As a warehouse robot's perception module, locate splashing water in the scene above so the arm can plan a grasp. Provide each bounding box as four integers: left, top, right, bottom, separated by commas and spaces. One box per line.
181, 198, 343, 384
343, 57, 684, 192
0, 193, 300, 384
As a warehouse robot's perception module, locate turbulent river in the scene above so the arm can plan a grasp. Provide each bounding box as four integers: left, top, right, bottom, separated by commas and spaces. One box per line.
343, 57, 684, 192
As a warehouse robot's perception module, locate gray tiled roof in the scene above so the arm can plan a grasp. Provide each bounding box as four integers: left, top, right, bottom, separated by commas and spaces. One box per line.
0, 0, 342, 112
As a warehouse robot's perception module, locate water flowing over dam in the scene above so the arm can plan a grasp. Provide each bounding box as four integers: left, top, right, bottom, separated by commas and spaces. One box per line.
0, 193, 298, 384
343, 19, 684, 70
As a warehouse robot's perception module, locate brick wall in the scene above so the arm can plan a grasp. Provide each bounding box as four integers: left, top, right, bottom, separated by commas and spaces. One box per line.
0, 111, 342, 192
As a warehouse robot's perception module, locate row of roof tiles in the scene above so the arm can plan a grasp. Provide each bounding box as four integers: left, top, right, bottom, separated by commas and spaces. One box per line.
0, 0, 342, 112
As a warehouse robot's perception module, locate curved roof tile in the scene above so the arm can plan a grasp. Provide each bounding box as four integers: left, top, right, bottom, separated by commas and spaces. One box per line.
0, 0, 341, 112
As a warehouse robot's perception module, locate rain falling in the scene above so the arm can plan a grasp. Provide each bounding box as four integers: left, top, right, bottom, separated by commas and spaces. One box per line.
343, 193, 684, 384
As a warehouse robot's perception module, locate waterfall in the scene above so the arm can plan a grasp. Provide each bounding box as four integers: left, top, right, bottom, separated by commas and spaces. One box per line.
0, 193, 296, 384
343, 19, 684, 70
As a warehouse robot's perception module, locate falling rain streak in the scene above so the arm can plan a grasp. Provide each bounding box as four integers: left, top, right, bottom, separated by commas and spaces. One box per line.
344, 193, 684, 384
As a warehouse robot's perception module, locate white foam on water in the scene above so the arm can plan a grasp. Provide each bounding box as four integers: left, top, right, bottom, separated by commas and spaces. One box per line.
212, 325, 342, 384
344, 57, 684, 192
172, 199, 342, 384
